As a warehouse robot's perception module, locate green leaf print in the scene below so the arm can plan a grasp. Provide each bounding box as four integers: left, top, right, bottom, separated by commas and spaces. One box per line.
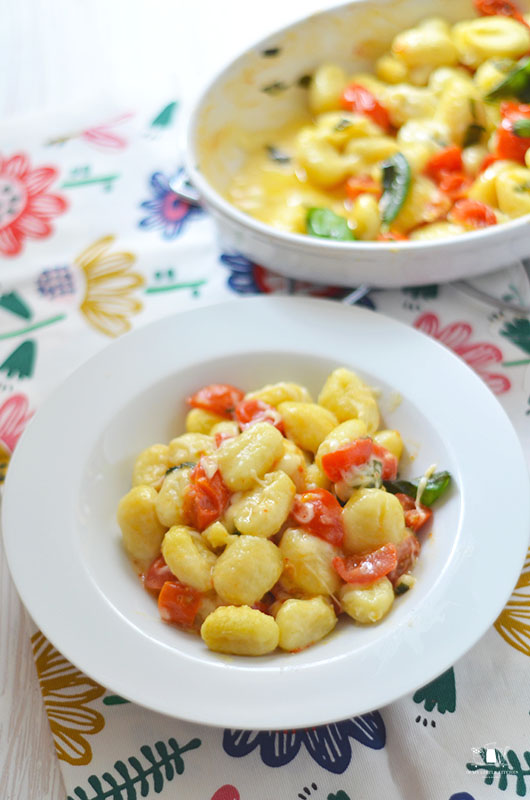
328, 792, 351, 800
0, 340, 36, 378
501, 318, 530, 356
413, 667, 456, 714
66, 736, 201, 800
102, 695, 130, 705
151, 101, 179, 128
402, 284, 439, 300
0, 291, 32, 320
467, 748, 530, 796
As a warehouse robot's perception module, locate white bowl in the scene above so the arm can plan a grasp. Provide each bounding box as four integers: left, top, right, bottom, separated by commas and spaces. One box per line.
3, 296, 529, 729
186, 0, 530, 288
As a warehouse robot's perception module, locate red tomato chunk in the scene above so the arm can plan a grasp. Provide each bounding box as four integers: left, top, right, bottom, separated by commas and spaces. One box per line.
345, 175, 382, 200
321, 438, 398, 483
183, 458, 231, 531
235, 397, 285, 433
143, 554, 174, 592
187, 383, 245, 418
158, 580, 202, 627
425, 146, 463, 182
387, 532, 421, 586
473, 0, 527, 25
451, 198, 497, 229
437, 172, 473, 201
377, 230, 408, 241
495, 102, 530, 163
340, 83, 391, 131
332, 543, 398, 585
291, 488, 345, 546
395, 493, 433, 532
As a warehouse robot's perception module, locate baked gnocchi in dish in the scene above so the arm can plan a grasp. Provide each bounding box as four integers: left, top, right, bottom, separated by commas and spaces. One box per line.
117, 369, 451, 656
227, 0, 530, 241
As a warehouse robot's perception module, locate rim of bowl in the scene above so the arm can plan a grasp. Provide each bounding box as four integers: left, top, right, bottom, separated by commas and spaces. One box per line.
185, 0, 530, 254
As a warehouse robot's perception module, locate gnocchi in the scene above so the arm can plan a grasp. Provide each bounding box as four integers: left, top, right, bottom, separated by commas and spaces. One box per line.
226, 5, 530, 241
118, 370, 452, 656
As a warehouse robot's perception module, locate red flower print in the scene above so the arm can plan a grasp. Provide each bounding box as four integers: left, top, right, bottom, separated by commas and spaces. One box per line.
414, 313, 511, 394
211, 787, 240, 800
0, 153, 67, 257
0, 393, 33, 452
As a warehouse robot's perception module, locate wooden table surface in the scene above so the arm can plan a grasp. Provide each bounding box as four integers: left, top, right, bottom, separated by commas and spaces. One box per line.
0, 2, 325, 797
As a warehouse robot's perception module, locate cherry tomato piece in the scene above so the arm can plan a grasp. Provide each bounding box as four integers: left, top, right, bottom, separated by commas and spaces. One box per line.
214, 431, 236, 448
340, 83, 391, 131
425, 146, 463, 182
437, 171, 473, 200
450, 198, 497, 229
332, 543, 398, 585
473, 0, 527, 25
480, 153, 499, 172
158, 580, 202, 627
321, 438, 373, 482
395, 493, 433, 532
387, 532, 421, 586
234, 398, 285, 434
144, 554, 174, 592
377, 230, 409, 241
291, 488, 345, 547
345, 174, 382, 200
187, 383, 244, 418
371, 443, 398, 480
183, 458, 231, 531
321, 438, 397, 483
495, 102, 530, 162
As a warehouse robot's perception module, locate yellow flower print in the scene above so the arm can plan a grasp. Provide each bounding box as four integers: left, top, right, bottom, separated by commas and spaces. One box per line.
494, 548, 530, 657
76, 235, 144, 338
0, 442, 10, 482
31, 631, 106, 765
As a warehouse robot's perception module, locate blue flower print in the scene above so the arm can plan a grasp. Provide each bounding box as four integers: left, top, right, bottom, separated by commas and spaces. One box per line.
219, 253, 261, 294
449, 794, 476, 800
139, 169, 201, 239
223, 712, 385, 774
219, 250, 368, 304
36, 266, 76, 298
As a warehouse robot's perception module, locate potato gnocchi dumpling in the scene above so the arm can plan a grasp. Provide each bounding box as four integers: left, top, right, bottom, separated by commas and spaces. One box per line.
226, 3, 530, 241
118, 370, 452, 656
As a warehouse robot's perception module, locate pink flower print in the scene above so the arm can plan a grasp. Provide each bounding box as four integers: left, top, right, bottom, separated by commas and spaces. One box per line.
0, 153, 67, 257
0, 393, 33, 453
0, 393, 33, 480
81, 113, 133, 150
414, 312, 511, 394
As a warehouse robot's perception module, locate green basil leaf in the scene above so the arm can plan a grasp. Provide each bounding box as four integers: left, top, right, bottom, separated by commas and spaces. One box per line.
379, 153, 411, 225
515, 179, 530, 192
513, 118, 530, 137
261, 81, 289, 95
383, 470, 452, 506
334, 118, 353, 132
266, 145, 291, 164
485, 56, 530, 102
463, 123, 486, 148
297, 74, 312, 88
306, 208, 355, 241
165, 461, 196, 475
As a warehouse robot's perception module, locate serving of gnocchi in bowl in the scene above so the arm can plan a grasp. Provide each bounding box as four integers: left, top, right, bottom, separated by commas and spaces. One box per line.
187, 0, 530, 287
3, 296, 529, 728
118, 370, 452, 658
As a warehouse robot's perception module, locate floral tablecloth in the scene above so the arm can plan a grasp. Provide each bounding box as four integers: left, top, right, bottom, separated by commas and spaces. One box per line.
2, 98, 530, 800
